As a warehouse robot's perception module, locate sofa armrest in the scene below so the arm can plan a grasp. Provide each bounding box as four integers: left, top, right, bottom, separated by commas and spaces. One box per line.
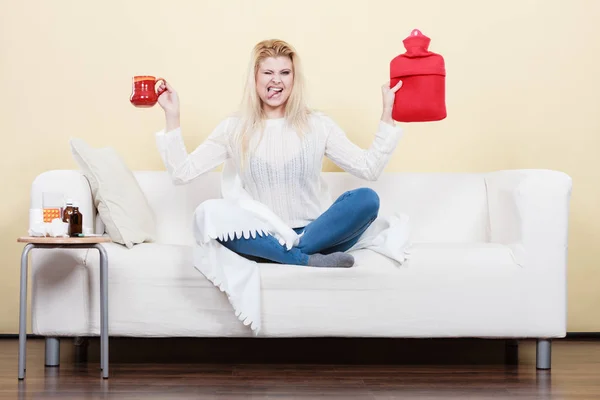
485, 169, 572, 336
30, 169, 101, 233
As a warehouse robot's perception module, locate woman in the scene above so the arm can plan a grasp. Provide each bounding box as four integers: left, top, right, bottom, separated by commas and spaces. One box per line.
155, 39, 404, 268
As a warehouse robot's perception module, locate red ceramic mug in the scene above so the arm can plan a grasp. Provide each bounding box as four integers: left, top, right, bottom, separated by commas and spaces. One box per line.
130, 75, 167, 107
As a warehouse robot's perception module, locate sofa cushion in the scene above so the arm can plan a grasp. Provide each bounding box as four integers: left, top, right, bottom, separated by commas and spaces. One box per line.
69, 138, 156, 248
323, 173, 490, 243
259, 242, 520, 290
133, 171, 223, 246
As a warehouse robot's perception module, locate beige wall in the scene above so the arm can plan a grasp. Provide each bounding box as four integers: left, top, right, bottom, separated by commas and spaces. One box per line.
1, 0, 599, 333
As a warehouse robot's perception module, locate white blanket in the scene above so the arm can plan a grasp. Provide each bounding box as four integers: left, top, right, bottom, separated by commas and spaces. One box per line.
191, 160, 411, 335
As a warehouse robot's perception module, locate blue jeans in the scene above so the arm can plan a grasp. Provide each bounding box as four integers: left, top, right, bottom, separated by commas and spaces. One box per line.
218, 188, 380, 265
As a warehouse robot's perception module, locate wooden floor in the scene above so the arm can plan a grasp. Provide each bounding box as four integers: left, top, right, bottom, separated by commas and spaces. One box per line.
2, 337, 599, 399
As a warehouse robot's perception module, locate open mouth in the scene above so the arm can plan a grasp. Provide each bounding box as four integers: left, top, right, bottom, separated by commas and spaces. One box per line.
267, 87, 283, 99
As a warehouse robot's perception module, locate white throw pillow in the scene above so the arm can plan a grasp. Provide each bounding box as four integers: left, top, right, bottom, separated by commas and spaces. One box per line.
69, 138, 156, 248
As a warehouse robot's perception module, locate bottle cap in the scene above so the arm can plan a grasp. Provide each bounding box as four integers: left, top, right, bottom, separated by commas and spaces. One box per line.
65, 198, 73, 205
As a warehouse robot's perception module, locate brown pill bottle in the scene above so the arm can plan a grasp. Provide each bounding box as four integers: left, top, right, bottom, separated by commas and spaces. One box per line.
69, 202, 83, 236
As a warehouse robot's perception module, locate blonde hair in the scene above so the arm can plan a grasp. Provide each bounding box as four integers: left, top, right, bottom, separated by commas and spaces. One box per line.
235, 39, 311, 165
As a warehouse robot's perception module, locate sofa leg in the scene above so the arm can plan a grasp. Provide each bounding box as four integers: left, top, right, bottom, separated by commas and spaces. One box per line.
536, 339, 551, 370
44, 337, 60, 367
504, 339, 519, 365
73, 336, 89, 364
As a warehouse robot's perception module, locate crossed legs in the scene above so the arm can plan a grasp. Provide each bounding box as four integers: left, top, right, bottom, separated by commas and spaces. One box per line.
219, 188, 380, 267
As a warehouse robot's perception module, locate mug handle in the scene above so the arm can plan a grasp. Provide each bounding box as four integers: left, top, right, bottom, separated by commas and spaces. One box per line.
155, 78, 167, 97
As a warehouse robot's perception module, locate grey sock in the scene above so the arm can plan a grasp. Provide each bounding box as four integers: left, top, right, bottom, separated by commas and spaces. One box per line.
307, 252, 355, 268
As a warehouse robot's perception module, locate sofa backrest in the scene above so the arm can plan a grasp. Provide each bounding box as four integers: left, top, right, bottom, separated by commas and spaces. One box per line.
133, 171, 490, 246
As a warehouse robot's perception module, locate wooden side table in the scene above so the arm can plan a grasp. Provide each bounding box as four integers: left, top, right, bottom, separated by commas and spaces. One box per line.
17, 236, 111, 380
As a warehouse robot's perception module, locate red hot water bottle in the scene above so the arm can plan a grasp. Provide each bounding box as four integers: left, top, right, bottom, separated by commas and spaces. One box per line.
390, 29, 446, 122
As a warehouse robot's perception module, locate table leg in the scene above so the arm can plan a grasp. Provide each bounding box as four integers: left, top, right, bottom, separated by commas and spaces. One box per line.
95, 244, 109, 379
18, 244, 35, 380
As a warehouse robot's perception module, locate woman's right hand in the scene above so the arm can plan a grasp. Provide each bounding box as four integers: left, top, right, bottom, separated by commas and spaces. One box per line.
157, 81, 180, 117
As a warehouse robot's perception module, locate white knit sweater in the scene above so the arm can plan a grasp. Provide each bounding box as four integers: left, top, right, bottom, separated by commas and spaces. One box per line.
155, 112, 403, 228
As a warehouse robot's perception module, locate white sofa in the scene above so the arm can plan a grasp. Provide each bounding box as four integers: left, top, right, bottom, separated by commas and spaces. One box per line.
27, 168, 572, 369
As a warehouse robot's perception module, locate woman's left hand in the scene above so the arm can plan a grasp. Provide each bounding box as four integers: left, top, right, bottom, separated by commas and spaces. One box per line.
381, 80, 403, 125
